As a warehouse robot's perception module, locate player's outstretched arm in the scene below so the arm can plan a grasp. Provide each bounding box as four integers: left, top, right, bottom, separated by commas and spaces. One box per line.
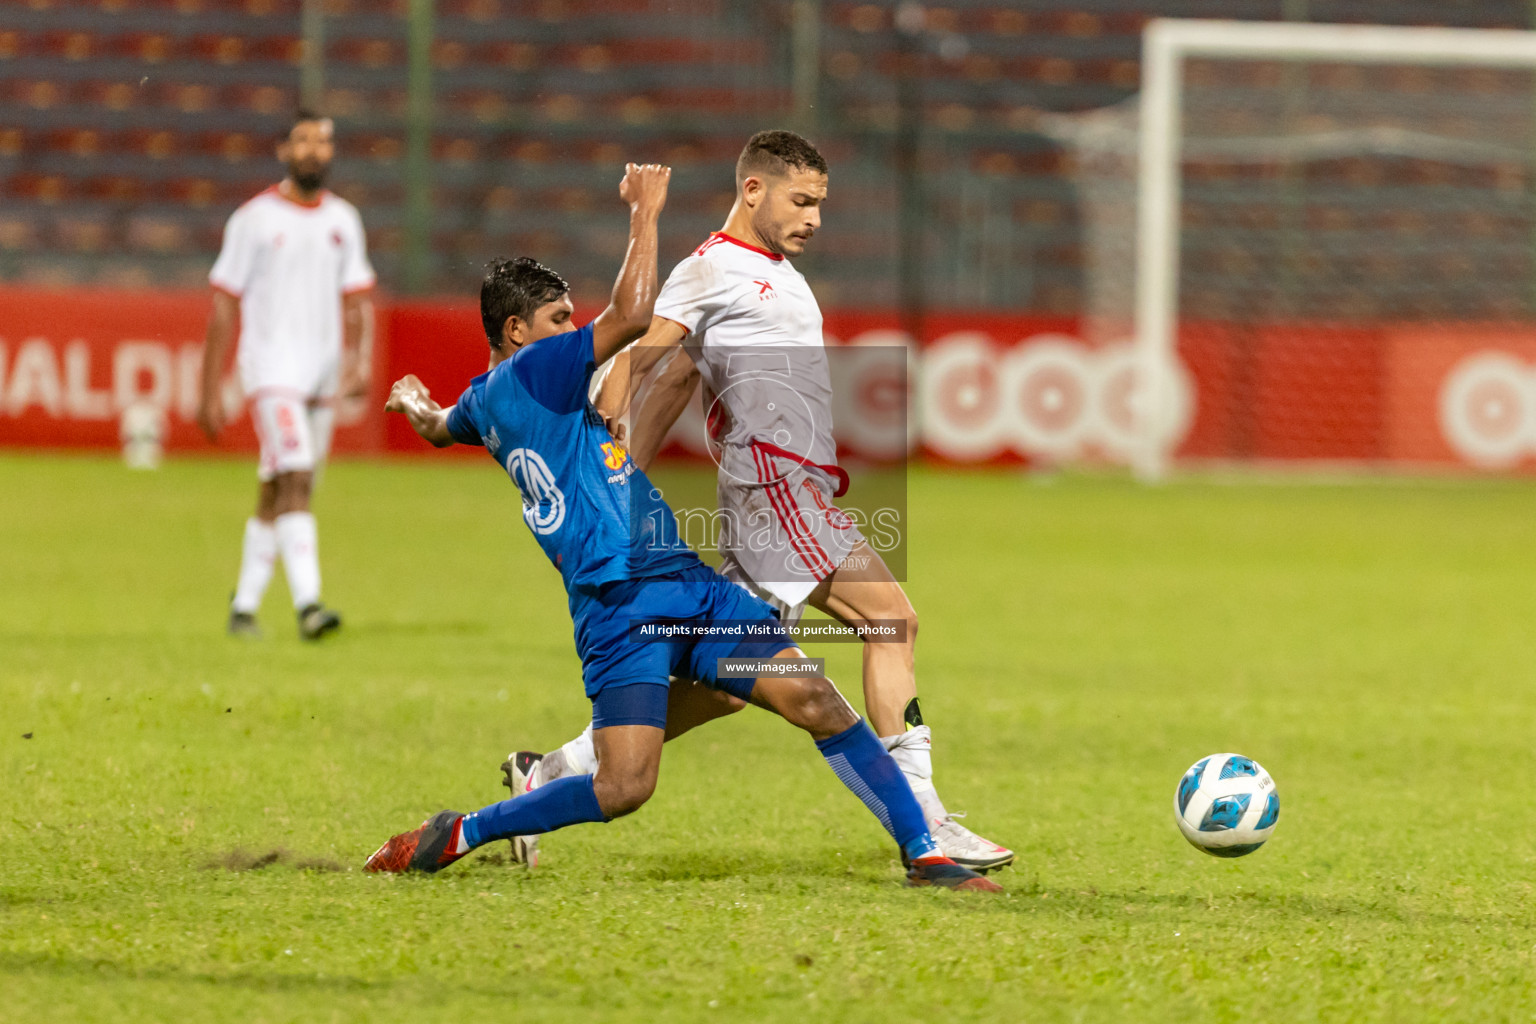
591, 163, 671, 366
385, 374, 455, 447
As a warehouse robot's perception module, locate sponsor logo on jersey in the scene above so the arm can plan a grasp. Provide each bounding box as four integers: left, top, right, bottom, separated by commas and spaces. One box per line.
600, 440, 628, 470
753, 279, 775, 302
601, 439, 636, 483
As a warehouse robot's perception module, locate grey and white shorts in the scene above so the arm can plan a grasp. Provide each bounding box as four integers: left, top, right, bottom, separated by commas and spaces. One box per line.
716, 446, 863, 608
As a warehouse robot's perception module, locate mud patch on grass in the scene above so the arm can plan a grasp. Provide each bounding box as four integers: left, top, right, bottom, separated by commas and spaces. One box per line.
204, 847, 348, 873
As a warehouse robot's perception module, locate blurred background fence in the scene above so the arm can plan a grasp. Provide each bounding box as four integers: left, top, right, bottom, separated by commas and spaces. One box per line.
5, 0, 1533, 312
16, 2, 1536, 471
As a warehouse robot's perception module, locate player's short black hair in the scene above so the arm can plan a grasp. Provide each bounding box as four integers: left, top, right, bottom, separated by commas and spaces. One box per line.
480, 256, 570, 344
283, 108, 331, 144
735, 130, 828, 184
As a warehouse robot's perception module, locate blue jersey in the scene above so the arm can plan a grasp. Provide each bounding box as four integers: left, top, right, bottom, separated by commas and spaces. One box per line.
445, 323, 700, 594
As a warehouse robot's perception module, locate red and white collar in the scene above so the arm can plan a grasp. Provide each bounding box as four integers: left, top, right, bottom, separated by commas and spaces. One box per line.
262, 182, 329, 210
699, 231, 784, 261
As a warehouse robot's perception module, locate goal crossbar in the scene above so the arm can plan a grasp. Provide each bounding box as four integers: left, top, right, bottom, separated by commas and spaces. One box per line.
1134, 19, 1536, 479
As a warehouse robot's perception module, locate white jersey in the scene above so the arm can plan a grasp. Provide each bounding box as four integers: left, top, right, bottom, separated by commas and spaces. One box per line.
209, 185, 375, 398
655, 232, 837, 481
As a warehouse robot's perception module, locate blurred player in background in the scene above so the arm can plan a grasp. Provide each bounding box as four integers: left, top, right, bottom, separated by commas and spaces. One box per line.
503, 130, 1013, 873
198, 110, 375, 640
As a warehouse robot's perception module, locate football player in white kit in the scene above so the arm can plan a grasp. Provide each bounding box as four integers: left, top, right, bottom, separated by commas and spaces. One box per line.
198, 111, 375, 640
502, 131, 1013, 872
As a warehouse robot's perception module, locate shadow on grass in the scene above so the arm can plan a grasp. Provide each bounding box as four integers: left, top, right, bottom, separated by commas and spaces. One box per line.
342, 620, 490, 637
0, 891, 57, 909
996, 883, 1500, 930
618, 848, 1500, 929
624, 846, 907, 883
0, 951, 381, 993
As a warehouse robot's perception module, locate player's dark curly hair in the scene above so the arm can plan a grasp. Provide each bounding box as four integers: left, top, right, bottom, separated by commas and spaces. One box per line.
480, 256, 570, 345
735, 130, 828, 184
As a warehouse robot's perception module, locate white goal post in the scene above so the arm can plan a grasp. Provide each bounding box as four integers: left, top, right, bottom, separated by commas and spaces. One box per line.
1135, 19, 1536, 479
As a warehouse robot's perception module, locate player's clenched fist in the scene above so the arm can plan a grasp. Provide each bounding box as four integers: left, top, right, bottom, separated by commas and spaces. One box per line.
619, 162, 670, 216
385, 374, 438, 417
385, 372, 455, 447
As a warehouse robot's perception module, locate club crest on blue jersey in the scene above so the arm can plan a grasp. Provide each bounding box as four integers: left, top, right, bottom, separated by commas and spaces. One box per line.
504, 447, 566, 535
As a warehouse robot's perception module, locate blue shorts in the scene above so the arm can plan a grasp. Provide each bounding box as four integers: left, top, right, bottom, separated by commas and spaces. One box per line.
575, 563, 795, 729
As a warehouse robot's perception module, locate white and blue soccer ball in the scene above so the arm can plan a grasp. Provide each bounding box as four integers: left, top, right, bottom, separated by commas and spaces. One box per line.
1173, 753, 1279, 858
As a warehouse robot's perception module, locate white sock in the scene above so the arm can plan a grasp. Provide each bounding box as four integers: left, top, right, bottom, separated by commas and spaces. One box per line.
274, 511, 322, 610
882, 724, 947, 822
232, 518, 277, 614
881, 724, 934, 792
538, 725, 597, 785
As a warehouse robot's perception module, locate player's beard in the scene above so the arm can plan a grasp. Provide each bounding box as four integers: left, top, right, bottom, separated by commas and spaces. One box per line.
289, 159, 329, 193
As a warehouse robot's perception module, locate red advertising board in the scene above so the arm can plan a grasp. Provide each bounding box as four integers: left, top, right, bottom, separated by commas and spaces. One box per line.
380, 298, 524, 459
0, 286, 383, 456
1384, 325, 1536, 469
8, 285, 1536, 472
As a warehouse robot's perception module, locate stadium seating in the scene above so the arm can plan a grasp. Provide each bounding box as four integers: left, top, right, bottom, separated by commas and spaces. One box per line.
0, 0, 1531, 299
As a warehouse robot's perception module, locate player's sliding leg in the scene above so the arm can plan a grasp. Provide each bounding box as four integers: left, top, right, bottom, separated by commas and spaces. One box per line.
746, 650, 1000, 892
501, 645, 997, 888
500, 680, 744, 865
809, 541, 1014, 873
488, 663, 997, 889
369, 715, 672, 874
501, 721, 603, 866
365, 722, 662, 874
505, 681, 738, 795
663, 677, 747, 739
371, 677, 674, 873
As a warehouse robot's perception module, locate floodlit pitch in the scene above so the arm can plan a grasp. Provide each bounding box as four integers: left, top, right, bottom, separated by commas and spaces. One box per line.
6, 455, 1536, 1020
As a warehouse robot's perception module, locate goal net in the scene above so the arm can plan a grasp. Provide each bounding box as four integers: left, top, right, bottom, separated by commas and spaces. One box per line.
1045, 19, 1536, 477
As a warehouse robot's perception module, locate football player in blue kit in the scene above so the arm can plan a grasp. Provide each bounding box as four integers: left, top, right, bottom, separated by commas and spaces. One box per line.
364, 162, 1000, 891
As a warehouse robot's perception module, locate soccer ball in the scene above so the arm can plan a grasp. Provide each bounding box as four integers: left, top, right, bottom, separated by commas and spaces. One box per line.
1173, 753, 1279, 858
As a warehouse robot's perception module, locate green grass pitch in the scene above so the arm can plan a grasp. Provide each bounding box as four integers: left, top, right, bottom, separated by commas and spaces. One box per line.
5, 453, 1536, 1022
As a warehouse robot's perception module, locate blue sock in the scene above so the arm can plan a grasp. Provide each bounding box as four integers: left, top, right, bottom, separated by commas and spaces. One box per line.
459, 774, 608, 849
816, 719, 939, 861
